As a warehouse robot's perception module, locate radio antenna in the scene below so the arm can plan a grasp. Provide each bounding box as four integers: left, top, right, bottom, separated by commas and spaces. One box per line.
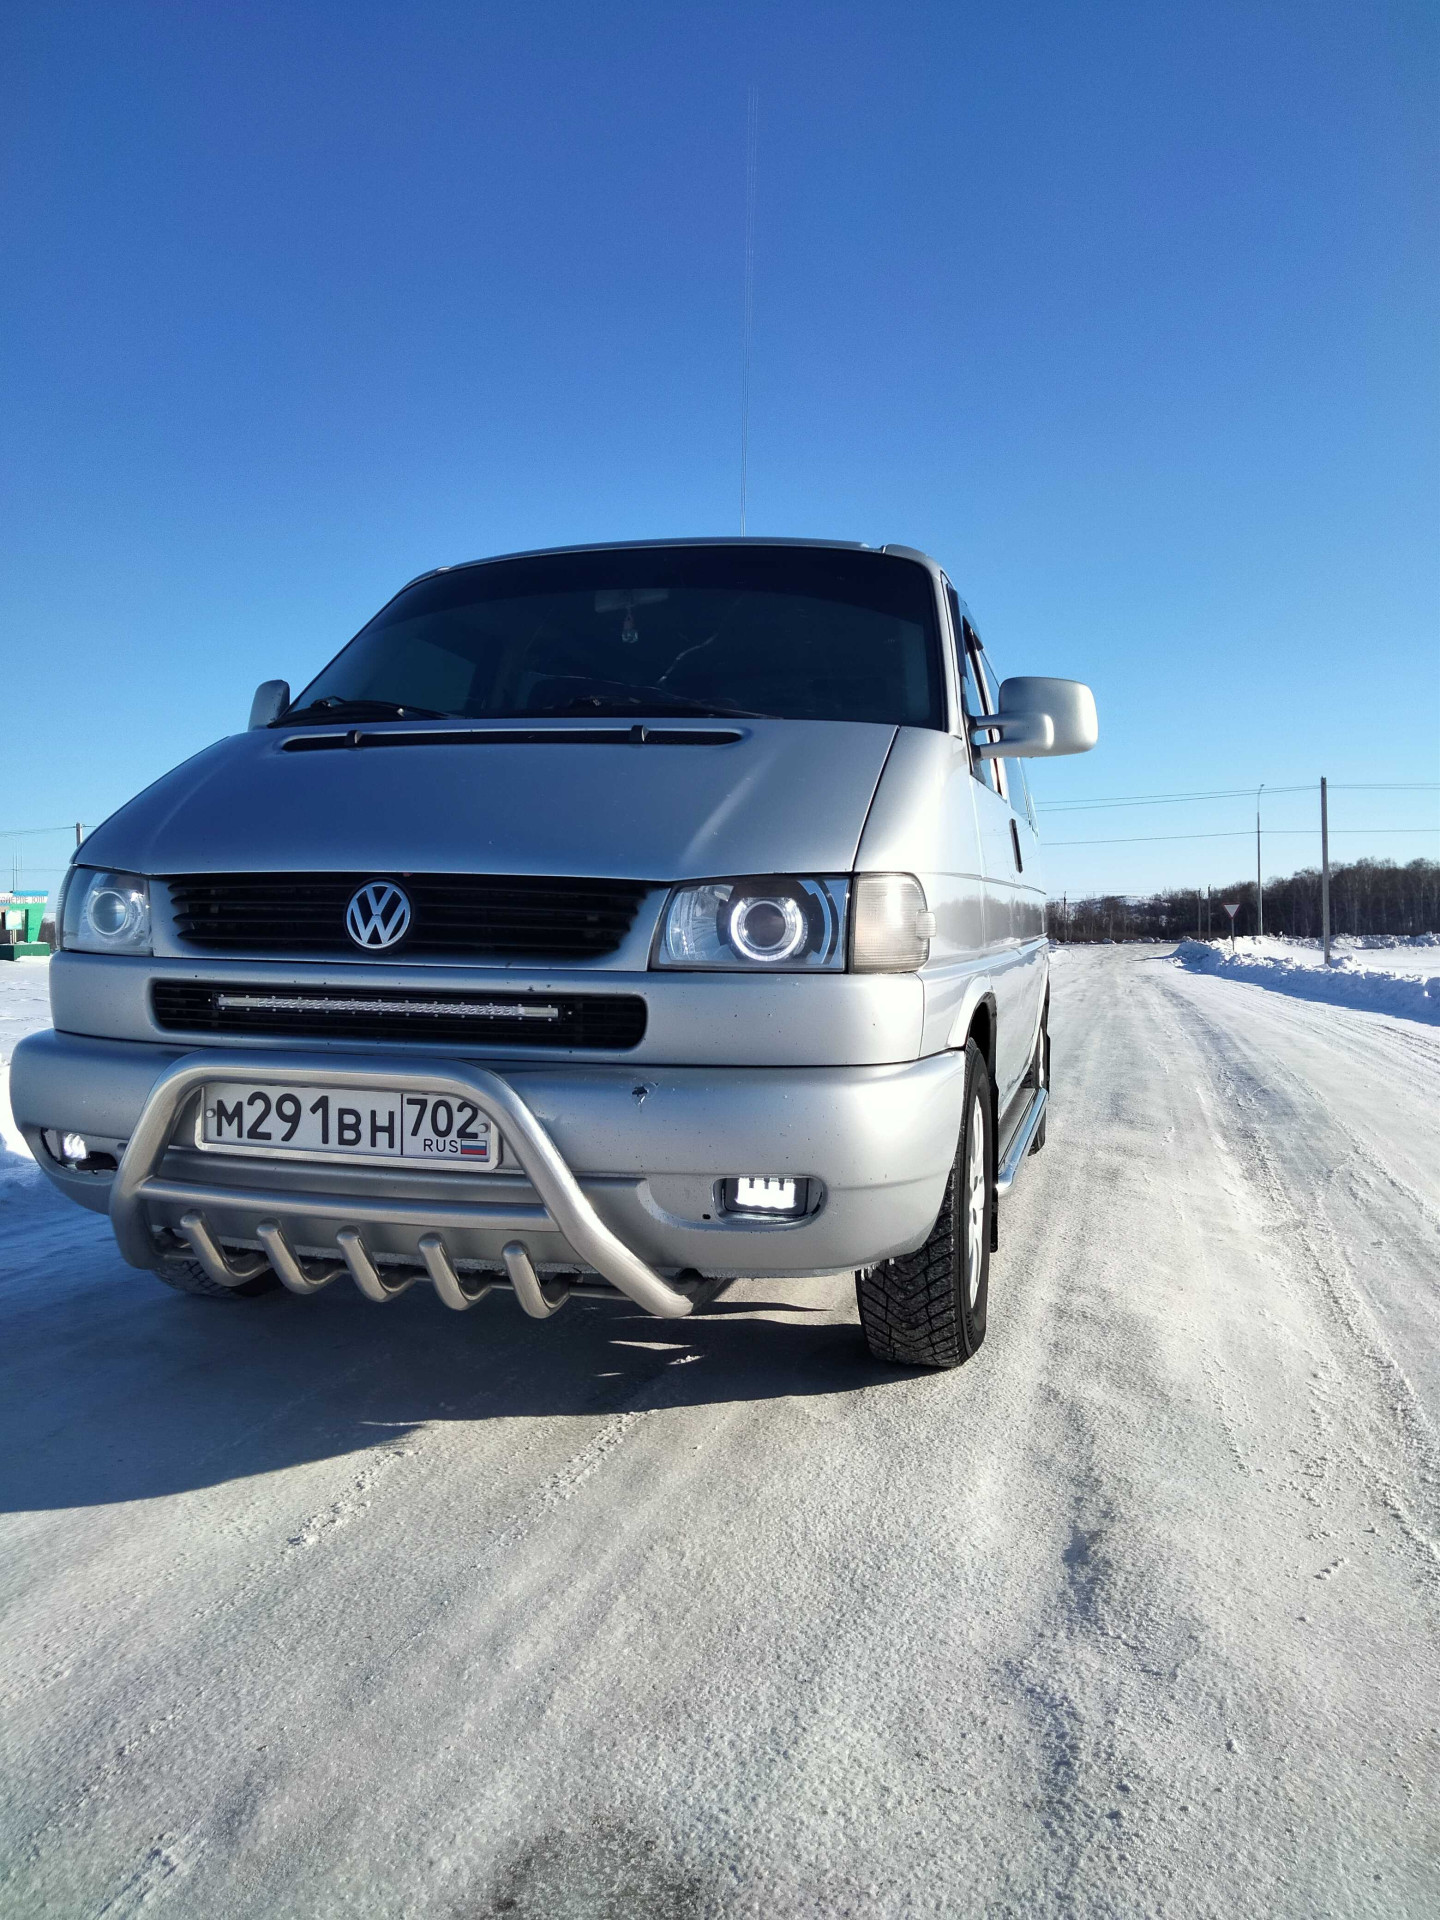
739, 86, 758, 536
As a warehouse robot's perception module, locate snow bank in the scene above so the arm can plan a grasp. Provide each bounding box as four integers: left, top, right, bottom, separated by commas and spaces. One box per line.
0, 958, 52, 1186
1175, 936, 1440, 1024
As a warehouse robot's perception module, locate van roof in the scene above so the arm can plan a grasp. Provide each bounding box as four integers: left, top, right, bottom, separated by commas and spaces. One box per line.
398, 537, 941, 594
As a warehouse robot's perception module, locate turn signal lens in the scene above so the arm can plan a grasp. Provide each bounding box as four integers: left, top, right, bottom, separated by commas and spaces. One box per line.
851, 873, 933, 972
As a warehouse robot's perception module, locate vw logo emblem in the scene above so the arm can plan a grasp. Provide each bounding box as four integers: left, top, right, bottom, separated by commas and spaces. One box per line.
345, 881, 412, 950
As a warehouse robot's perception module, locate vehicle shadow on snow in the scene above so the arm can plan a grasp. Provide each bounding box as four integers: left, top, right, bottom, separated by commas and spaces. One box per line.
0, 1223, 899, 1514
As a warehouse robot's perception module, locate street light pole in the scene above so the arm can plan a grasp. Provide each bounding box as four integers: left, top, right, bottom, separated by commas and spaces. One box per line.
1320, 776, 1331, 965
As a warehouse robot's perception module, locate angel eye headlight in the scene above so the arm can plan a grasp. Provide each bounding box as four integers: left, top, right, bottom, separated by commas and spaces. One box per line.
654, 877, 847, 971
725, 892, 809, 964
61, 868, 152, 955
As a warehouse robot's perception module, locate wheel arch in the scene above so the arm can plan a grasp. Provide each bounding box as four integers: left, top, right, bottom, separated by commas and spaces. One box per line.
967, 996, 996, 1091
944, 973, 998, 1088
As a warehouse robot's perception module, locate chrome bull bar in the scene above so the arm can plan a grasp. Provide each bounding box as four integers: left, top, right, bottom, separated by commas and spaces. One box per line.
109, 1049, 693, 1319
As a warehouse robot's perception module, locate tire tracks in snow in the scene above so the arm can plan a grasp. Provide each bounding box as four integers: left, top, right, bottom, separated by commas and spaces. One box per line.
1152, 968, 1440, 1576
4, 1322, 700, 1912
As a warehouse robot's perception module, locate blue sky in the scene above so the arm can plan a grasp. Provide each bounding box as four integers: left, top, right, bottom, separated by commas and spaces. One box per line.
3, 0, 1436, 902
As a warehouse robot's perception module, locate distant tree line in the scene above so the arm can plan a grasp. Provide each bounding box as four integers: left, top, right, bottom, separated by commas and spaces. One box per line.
1049, 857, 1440, 942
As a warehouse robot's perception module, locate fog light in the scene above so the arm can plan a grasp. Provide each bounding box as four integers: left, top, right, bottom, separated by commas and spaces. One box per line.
41, 1130, 118, 1173
721, 1176, 809, 1217
42, 1129, 89, 1167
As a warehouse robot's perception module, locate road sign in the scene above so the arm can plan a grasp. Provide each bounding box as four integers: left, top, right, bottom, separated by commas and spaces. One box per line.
1224, 904, 1239, 920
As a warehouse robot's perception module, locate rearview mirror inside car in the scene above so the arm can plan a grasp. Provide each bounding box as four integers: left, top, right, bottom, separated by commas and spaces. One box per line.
972, 678, 1098, 758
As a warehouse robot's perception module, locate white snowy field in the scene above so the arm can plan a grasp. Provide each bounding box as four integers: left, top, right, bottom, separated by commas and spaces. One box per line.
1175, 934, 1440, 1024
1, 949, 1437, 1917
0, 956, 50, 1176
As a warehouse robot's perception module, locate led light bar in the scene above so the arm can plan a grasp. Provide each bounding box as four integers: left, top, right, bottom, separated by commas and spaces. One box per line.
213, 993, 560, 1021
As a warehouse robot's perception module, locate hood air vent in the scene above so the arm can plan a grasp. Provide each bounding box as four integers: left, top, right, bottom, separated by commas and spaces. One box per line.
280, 725, 745, 753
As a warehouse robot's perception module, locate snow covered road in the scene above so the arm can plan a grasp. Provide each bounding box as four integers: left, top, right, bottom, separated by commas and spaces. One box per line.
1, 947, 1436, 1917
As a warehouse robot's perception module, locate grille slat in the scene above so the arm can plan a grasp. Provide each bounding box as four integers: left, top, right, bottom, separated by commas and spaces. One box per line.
152, 981, 647, 1050
165, 873, 653, 960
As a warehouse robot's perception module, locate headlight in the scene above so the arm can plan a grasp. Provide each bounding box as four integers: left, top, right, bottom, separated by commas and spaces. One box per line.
61, 868, 152, 955
652, 873, 932, 972
654, 877, 848, 970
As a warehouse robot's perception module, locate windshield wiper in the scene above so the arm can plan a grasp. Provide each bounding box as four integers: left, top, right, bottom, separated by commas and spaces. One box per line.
525, 690, 764, 720
275, 698, 451, 726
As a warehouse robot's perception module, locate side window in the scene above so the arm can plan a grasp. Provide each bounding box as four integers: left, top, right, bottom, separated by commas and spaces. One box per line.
975, 647, 1034, 820
967, 629, 1005, 797
951, 603, 1001, 795
1010, 756, 1037, 829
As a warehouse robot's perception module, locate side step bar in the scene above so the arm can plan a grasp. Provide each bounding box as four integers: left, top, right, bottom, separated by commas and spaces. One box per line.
994, 1086, 1047, 1197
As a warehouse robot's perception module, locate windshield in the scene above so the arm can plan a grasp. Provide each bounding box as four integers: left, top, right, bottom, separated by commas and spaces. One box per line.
290, 545, 945, 728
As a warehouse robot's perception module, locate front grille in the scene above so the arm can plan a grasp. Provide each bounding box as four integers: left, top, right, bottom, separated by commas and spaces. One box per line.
165, 873, 653, 960
152, 981, 648, 1050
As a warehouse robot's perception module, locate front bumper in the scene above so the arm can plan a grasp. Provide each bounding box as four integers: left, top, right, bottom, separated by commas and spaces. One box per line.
11, 1030, 968, 1315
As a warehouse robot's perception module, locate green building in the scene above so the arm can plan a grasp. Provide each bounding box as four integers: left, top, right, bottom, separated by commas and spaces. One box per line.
0, 892, 50, 959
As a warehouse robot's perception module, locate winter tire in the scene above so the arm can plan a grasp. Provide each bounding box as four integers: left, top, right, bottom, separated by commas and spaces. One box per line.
855, 1037, 992, 1369
153, 1258, 280, 1300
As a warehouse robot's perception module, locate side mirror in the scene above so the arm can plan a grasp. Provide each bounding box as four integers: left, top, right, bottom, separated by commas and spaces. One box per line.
248, 680, 290, 730
972, 677, 1098, 759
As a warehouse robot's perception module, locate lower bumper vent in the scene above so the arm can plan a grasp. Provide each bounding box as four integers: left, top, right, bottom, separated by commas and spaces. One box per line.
151, 981, 647, 1050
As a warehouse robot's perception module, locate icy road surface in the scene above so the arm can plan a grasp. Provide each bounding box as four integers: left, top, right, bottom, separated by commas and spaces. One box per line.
1, 946, 1436, 1918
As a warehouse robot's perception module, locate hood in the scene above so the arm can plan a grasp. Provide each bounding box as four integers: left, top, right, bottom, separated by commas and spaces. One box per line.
80, 719, 899, 881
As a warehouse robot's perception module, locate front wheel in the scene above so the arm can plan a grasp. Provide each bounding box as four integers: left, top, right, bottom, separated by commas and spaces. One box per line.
855, 1038, 992, 1369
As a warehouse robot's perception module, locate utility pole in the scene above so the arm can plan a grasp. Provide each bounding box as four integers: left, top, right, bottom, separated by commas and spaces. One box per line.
1320, 776, 1331, 965
1255, 786, 1264, 938
1062, 893, 1067, 944
75, 822, 83, 849
739, 86, 758, 536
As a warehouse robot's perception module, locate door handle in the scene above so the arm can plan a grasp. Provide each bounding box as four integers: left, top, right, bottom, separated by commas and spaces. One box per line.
1009, 819, 1024, 873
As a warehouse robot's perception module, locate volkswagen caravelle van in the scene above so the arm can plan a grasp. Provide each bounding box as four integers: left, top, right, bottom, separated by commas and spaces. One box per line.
12, 540, 1096, 1367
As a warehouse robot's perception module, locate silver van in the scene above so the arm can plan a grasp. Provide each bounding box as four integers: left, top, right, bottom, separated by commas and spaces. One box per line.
12, 539, 1096, 1367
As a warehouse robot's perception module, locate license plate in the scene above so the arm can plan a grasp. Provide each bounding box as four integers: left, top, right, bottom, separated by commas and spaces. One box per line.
199, 1082, 499, 1167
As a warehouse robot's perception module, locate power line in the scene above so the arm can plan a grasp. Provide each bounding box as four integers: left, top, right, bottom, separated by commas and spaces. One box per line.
1047, 826, 1439, 848
1038, 782, 1439, 814
1039, 785, 1309, 811
3, 790, 1435, 838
